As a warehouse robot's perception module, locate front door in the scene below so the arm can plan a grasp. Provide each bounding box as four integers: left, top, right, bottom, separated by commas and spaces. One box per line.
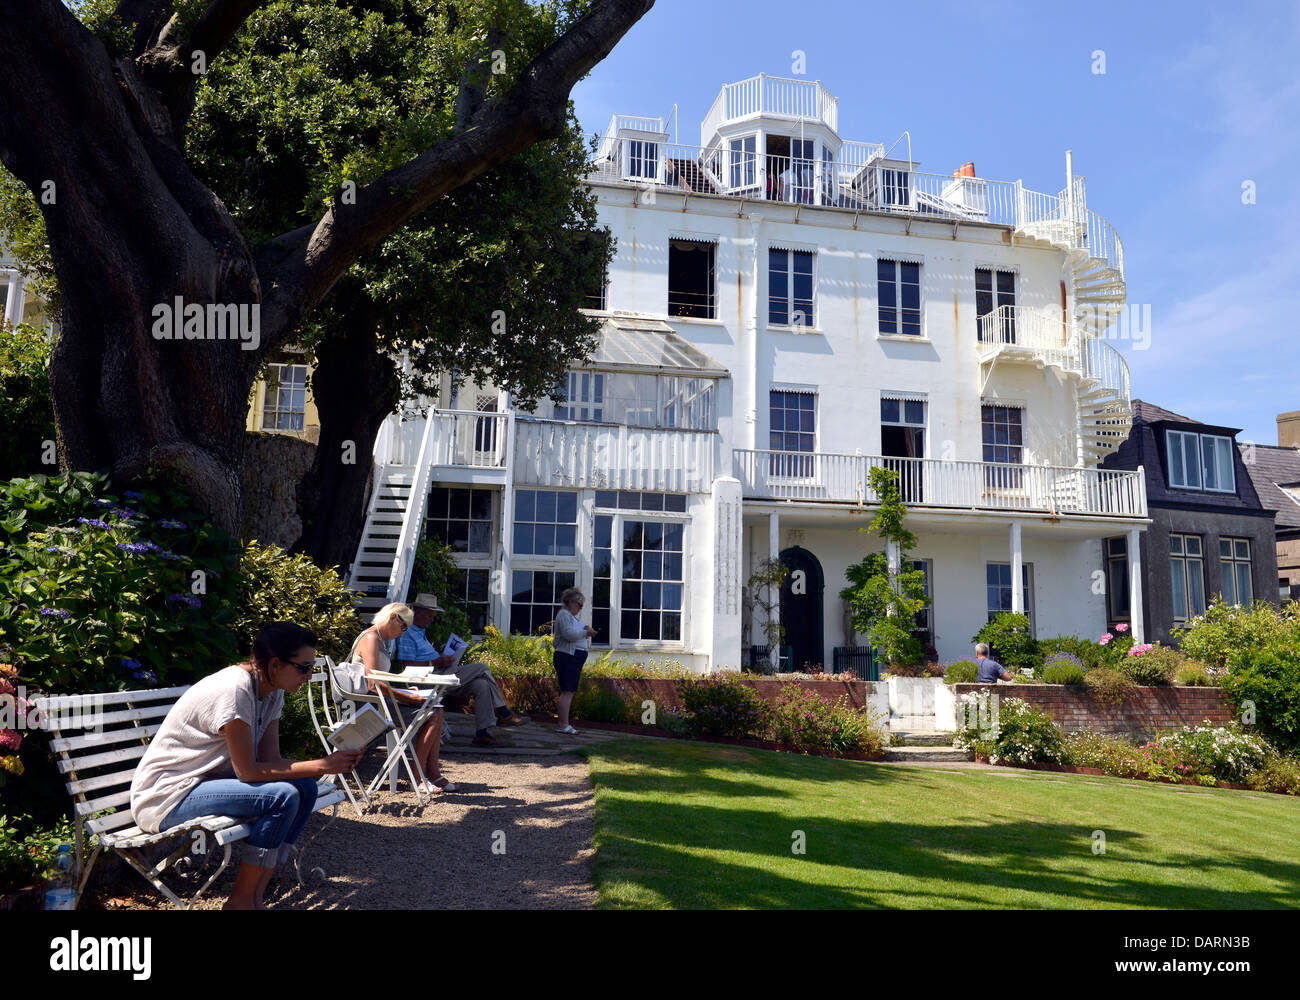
779, 546, 825, 672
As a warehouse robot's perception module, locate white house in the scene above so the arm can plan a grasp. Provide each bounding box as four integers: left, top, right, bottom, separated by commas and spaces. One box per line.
348, 74, 1150, 672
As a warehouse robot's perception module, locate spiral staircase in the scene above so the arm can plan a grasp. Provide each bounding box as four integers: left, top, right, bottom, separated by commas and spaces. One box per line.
981, 168, 1133, 465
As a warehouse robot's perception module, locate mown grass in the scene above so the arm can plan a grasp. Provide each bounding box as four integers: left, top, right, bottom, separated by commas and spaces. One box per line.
585, 739, 1300, 909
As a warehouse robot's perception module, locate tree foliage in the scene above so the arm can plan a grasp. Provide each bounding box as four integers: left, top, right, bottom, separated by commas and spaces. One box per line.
839, 467, 928, 667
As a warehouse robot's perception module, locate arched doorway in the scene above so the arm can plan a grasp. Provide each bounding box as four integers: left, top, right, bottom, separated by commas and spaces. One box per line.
779, 546, 825, 672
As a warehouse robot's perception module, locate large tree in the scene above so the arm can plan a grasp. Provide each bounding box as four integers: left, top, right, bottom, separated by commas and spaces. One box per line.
0, 0, 649, 535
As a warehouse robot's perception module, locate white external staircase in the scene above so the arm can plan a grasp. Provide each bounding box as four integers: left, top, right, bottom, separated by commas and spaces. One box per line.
994, 161, 1133, 464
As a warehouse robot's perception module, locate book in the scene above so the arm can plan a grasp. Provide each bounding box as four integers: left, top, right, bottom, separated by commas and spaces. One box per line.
442, 633, 469, 671
327, 704, 395, 752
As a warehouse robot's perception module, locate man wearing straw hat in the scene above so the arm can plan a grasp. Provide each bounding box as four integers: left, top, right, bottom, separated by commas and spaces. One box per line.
398, 593, 528, 746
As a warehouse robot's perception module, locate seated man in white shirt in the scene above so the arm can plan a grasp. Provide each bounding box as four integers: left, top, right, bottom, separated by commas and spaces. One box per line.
396, 593, 527, 747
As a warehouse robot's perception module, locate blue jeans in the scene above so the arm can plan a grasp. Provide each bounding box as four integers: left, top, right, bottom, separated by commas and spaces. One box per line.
160, 777, 318, 866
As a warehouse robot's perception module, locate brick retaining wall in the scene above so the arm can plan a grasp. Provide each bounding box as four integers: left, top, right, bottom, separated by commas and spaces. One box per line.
597, 677, 871, 711
952, 683, 1236, 736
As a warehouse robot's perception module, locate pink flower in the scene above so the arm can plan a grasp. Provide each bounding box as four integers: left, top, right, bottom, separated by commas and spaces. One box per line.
1115, 623, 1129, 633
1099, 634, 1112, 645
0, 728, 21, 753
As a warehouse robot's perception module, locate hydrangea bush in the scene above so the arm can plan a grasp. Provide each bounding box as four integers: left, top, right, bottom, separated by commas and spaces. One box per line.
0, 472, 241, 692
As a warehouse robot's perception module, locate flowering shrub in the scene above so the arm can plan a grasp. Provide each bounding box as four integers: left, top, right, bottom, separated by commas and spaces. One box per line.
1116, 643, 1178, 686
1062, 730, 1144, 774
1038, 636, 1106, 670
943, 660, 979, 685
1041, 653, 1086, 685
1173, 598, 1300, 671
0, 664, 24, 782
1155, 724, 1271, 783
1246, 753, 1300, 795
678, 673, 769, 739
764, 686, 886, 757
0, 472, 241, 692
953, 693, 1064, 764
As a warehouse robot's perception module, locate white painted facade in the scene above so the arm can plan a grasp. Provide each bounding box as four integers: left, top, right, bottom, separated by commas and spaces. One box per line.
351, 76, 1149, 672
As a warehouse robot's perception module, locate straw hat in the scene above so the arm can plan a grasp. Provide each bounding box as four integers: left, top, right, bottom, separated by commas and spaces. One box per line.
410, 593, 444, 613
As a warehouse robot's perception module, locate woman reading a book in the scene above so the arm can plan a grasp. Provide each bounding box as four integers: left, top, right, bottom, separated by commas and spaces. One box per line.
348, 603, 453, 795
129, 622, 364, 910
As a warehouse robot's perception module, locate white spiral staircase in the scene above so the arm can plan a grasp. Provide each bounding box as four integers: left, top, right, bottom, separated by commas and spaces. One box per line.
985, 168, 1133, 464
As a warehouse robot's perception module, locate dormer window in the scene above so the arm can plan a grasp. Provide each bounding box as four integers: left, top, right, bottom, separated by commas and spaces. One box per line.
625, 139, 659, 181
1167, 429, 1235, 493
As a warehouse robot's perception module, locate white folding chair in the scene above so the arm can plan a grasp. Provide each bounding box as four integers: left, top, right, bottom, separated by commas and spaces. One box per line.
364, 668, 460, 801
307, 663, 369, 816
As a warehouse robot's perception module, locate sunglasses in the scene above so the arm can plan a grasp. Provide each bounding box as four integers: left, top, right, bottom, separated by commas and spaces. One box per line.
281, 658, 315, 675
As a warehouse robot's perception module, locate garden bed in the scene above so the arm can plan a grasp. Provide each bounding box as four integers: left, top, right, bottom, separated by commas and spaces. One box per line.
971, 758, 1266, 794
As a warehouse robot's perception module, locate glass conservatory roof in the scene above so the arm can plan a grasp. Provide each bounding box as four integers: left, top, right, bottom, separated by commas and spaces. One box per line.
591, 318, 728, 376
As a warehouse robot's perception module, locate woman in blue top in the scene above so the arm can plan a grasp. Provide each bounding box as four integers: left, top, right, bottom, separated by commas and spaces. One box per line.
552, 588, 596, 735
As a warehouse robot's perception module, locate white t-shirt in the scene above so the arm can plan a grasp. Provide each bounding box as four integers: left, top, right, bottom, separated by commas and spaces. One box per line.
129, 666, 284, 833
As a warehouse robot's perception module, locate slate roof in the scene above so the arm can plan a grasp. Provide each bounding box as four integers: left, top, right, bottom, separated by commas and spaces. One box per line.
1242, 443, 1300, 532
1132, 399, 1196, 425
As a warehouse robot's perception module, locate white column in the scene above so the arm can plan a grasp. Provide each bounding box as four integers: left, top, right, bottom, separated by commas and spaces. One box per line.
3, 271, 23, 327
885, 538, 901, 611
768, 512, 780, 671
1128, 527, 1144, 644
1010, 521, 1024, 614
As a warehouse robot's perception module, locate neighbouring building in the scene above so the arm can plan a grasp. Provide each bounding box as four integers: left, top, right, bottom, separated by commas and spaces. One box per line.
346, 74, 1150, 670
1100, 400, 1278, 645
1240, 410, 1300, 601
0, 254, 54, 333
244, 349, 321, 444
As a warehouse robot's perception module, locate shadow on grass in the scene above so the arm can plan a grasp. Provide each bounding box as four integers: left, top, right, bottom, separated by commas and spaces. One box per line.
585, 740, 1300, 910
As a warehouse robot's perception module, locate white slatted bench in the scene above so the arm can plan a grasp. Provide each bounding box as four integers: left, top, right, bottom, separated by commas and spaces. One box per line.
34, 678, 346, 909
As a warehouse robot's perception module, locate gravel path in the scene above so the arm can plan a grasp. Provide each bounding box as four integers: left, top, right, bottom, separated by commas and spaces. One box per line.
114, 753, 600, 910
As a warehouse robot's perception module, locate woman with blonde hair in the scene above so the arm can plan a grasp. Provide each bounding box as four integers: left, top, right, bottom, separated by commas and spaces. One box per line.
346, 602, 454, 794
552, 587, 596, 735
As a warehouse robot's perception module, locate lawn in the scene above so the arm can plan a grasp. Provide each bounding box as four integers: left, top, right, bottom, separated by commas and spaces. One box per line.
584, 739, 1300, 909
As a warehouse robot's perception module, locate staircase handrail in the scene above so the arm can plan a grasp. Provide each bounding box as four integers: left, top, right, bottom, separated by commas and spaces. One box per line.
387, 404, 440, 604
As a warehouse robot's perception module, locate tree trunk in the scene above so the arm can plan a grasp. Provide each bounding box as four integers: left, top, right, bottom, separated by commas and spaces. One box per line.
291, 322, 399, 573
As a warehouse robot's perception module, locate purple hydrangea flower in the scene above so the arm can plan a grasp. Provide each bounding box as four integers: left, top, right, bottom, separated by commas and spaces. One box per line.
39, 607, 71, 618
123, 491, 143, 501
77, 517, 112, 530
117, 541, 162, 555
156, 519, 186, 530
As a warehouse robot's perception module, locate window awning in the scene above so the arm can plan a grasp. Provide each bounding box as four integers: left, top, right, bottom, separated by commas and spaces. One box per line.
587, 318, 729, 377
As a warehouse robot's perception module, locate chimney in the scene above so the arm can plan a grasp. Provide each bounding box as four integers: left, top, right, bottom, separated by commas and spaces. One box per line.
1279, 410, 1300, 449
954, 162, 976, 178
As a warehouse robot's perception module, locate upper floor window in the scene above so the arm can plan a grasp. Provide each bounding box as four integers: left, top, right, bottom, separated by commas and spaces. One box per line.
555, 370, 716, 430
668, 239, 716, 319
625, 139, 658, 181
975, 268, 1016, 343
425, 486, 493, 554
729, 135, 757, 190
878, 259, 921, 337
1219, 538, 1253, 605
558, 371, 604, 422
1167, 429, 1235, 493
583, 234, 609, 311
768, 249, 814, 327
512, 489, 578, 557
769, 390, 816, 477
261, 363, 308, 431
982, 404, 1024, 489
1170, 533, 1206, 623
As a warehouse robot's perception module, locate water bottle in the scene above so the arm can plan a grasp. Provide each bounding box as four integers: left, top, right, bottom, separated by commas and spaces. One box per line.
43, 844, 76, 910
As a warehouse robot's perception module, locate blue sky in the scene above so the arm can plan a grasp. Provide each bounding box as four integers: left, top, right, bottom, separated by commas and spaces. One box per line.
571, 0, 1300, 447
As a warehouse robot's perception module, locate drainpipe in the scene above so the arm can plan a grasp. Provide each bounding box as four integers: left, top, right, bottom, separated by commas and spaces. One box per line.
768, 512, 780, 672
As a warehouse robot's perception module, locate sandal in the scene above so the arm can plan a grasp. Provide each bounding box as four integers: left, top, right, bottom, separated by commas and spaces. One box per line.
557, 724, 579, 736
416, 781, 444, 796
432, 776, 457, 792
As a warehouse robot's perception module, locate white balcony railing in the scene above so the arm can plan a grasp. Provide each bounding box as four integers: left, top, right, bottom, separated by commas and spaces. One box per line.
513, 419, 714, 493
733, 451, 1146, 517
701, 74, 838, 142
978, 305, 1080, 374
423, 409, 509, 468
587, 139, 1125, 280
